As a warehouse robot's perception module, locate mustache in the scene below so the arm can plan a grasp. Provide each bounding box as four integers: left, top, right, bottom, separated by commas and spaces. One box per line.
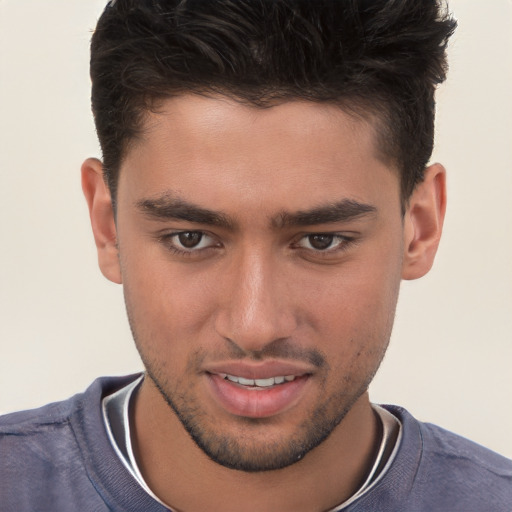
206, 338, 327, 369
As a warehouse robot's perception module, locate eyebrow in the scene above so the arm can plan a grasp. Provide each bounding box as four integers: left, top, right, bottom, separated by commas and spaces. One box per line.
137, 194, 376, 230
137, 195, 235, 229
273, 199, 377, 228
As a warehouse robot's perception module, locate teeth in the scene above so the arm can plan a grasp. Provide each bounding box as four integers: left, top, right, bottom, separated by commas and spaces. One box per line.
221, 374, 297, 387
254, 378, 274, 387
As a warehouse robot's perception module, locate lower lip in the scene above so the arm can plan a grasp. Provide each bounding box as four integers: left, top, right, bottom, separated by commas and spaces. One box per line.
206, 374, 309, 418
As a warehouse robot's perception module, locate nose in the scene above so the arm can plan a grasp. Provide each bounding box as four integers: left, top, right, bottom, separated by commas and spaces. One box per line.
214, 246, 298, 354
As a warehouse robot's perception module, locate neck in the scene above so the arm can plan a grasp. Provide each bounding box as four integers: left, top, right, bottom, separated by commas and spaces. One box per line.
132, 379, 380, 512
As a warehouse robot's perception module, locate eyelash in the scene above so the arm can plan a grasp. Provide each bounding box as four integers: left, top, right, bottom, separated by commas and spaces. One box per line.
158, 231, 219, 257
157, 231, 356, 259
293, 233, 355, 254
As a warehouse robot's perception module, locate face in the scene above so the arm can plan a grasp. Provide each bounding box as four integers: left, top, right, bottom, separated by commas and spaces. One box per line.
102, 95, 410, 471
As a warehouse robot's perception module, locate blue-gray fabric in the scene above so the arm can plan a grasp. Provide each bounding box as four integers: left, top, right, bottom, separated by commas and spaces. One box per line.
1, 374, 511, 511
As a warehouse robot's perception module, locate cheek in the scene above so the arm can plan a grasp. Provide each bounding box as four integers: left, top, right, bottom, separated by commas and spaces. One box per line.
297, 253, 402, 363
120, 247, 218, 350
301, 260, 401, 326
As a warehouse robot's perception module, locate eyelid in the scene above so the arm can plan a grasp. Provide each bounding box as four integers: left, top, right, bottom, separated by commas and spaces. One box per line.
293, 232, 358, 255
155, 229, 357, 259
157, 229, 221, 255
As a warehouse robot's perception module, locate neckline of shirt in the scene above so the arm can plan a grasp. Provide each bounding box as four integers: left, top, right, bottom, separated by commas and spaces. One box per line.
102, 375, 402, 511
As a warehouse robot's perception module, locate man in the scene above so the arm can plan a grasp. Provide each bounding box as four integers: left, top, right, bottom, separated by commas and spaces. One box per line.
1, 0, 511, 510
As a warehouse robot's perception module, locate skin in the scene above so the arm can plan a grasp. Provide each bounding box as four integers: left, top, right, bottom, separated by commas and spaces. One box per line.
82, 94, 446, 511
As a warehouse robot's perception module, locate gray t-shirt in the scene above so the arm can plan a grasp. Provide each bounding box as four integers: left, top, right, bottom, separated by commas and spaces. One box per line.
1, 374, 511, 511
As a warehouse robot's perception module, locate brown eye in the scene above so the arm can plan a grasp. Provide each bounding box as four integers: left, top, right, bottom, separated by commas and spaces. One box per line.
296, 233, 353, 254
162, 230, 219, 256
177, 231, 203, 248
307, 234, 334, 250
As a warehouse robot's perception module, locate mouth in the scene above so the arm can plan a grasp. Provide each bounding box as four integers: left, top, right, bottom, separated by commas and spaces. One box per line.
204, 366, 312, 419
217, 373, 299, 388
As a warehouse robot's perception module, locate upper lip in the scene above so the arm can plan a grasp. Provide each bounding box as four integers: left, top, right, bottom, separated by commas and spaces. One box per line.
203, 360, 314, 380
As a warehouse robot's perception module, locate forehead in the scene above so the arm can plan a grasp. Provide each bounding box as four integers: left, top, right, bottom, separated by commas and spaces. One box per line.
118, 94, 399, 215
141, 94, 380, 159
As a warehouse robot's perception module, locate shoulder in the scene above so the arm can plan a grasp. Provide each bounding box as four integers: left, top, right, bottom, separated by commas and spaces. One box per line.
419, 418, 512, 477
0, 374, 142, 511
0, 395, 76, 434
0, 374, 137, 435
381, 406, 512, 511
0, 386, 86, 467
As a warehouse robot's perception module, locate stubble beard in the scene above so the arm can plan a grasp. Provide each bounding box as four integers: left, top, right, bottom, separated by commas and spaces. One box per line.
138, 352, 380, 473
125, 292, 391, 473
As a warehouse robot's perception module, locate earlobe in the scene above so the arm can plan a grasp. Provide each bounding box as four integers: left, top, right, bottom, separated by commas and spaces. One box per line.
401, 163, 447, 280
81, 158, 122, 284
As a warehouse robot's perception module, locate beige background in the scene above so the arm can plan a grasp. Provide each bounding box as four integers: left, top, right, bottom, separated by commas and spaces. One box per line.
0, 1, 511, 458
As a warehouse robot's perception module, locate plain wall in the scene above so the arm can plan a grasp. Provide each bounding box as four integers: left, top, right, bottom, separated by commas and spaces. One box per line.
0, 1, 511, 458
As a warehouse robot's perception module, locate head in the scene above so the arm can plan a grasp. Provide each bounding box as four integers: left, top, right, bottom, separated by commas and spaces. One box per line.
83, 0, 455, 473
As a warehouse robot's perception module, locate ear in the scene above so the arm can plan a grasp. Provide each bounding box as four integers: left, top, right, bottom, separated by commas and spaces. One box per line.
81, 158, 122, 284
401, 163, 447, 280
